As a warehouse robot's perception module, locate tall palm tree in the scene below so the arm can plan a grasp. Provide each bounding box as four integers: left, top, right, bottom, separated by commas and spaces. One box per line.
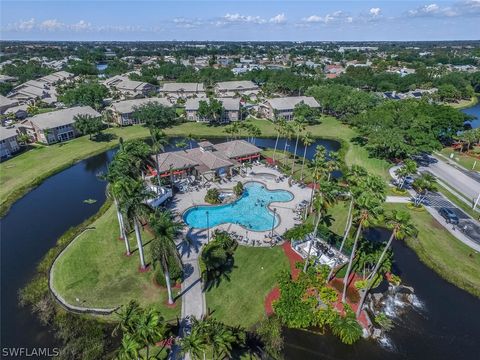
356, 210, 417, 317
149, 129, 168, 186
291, 117, 306, 175
300, 132, 313, 181
272, 118, 286, 163
325, 152, 340, 182
149, 210, 184, 304
115, 178, 154, 270
122, 139, 152, 179
108, 182, 130, 255
282, 122, 293, 161
186, 133, 196, 149
303, 180, 338, 272
308, 145, 328, 212
341, 192, 383, 303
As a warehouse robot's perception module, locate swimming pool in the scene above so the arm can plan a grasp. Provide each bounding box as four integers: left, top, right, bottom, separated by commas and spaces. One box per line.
183, 182, 293, 231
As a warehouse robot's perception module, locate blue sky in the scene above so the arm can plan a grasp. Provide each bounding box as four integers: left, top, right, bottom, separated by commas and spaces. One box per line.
1, 1, 479, 41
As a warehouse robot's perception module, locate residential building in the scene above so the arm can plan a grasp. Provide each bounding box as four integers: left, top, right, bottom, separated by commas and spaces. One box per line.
109, 97, 172, 126
185, 97, 240, 123
0, 126, 21, 160
104, 75, 155, 97
22, 106, 100, 144
151, 140, 261, 180
160, 82, 205, 99
261, 96, 320, 120
214, 80, 259, 98
0, 95, 19, 114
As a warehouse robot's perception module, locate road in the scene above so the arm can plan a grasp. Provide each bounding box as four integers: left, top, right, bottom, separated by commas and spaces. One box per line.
419, 157, 480, 202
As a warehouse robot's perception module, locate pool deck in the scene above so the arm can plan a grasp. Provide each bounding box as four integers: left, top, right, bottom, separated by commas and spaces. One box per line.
169, 164, 311, 249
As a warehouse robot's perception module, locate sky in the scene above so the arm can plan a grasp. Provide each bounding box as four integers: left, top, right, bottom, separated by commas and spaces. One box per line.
1, 0, 479, 41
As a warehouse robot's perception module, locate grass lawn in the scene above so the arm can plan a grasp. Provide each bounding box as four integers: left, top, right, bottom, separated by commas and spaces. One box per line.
447, 95, 479, 110
439, 147, 480, 171
51, 205, 181, 320
0, 116, 390, 216
205, 245, 289, 328
385, 203, 480, 297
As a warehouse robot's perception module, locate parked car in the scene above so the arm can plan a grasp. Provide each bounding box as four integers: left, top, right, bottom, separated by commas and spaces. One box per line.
438, 207, 459, 225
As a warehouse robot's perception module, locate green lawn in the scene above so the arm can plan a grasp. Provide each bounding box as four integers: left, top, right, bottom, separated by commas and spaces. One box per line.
0, 116, 390, 216
51, 205, 181, 320
439, 147, 479, 171
205, 245, 289, 328
448, 95, 479, 110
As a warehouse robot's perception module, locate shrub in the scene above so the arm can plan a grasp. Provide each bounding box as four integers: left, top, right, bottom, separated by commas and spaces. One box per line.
233, 181, 244, 196
205, 188, 221, 204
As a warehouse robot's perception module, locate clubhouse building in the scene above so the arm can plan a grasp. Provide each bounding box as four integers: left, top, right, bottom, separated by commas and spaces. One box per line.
150, 139, 261, 181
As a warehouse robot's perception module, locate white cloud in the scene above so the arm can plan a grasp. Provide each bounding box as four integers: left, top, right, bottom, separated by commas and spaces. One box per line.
407, 1, 480, 17
302, 11, 349, 24
71, 20, 92, 32
39, 19, 64, 31
269, 13, 286, 24
223, 13, 266, 24
369, 8, 381, 16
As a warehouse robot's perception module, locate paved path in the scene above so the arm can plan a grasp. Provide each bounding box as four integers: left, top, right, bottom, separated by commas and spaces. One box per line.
434, 152, 480, 182
389, 166, 480, 252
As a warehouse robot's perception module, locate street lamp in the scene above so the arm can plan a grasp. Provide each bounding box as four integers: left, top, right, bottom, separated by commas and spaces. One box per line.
206, 210, 210, 243
270, 208, 277, 239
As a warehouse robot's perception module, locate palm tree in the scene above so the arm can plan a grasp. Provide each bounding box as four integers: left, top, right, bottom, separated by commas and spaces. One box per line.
331, 306, 363, 345
303, 180, 338, 272
117, 333, 141, 360
290, 117, 306, 176
356, 210, 417, 317
308, 145, 328, 212
282, 122, 293, 161
115, 178, 154, 270
122, 139, 152, 179
102, 107, 116, 128
300, 132, 313, 181
180, 328, 207, 360
325, 152, 340, 182
186, 133, 196, 149
149, 210, 183, 304
341, 192, 383, 303
113, 300, 141, 337
272, 118, 286, 163
412, 173, 437, 207
108, 182, 130, 255
136, 308, 166, 359
149, 129, 168, 186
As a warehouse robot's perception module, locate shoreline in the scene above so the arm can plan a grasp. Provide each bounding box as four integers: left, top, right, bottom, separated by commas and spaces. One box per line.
0, 120, 345, 218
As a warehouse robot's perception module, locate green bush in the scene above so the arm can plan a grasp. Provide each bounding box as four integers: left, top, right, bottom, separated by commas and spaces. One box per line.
205, 188, 221, 204
233, 181, 244, 196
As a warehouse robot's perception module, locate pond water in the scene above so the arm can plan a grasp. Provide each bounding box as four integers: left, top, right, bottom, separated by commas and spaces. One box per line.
183, 181, 293, 231
283, 228, 480, 360
462, 98, 480, 128
0, 136, 337, 353
2, 135, 479, 360
96, 63, 108, 72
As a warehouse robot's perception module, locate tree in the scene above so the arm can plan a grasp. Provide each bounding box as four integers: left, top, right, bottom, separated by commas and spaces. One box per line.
149, 129, 168, 186
198, 98, 224, 123
290, 112, 307, 175
149, 210, 183, 304
394, 159, 418, 189
356, 210, 417, 317
342, 174, 385, 303
233, 181, 244, 197
59, 81, 109, 109
330, 305, 363, 345
132, 102, 177, 129
113, 300, 142, 336
272, 118, 286, 163
412, 173, 437, 207
73, 114, 103, 140
205, 188, 221, 204
303, 180, 338, 272
115, 178, 153, 270
136, 308, 167, 359
308, 145, 328, 212
299, 132, 313, 181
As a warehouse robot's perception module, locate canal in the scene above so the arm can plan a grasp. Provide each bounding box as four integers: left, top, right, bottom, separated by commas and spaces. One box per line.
1, 136, 479, 360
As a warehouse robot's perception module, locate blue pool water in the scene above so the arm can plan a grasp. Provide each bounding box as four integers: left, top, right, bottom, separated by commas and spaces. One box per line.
183, 182, 293, 231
